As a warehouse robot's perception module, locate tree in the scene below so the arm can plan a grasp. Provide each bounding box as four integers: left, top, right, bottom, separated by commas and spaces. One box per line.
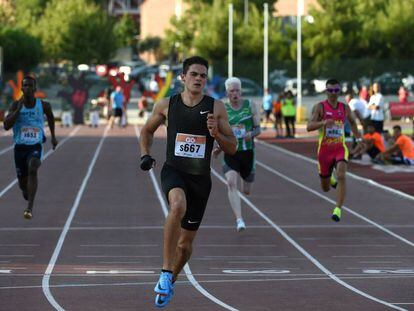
13, 0, 49, 29
0, 26, 43, 73
114, 14, 138, 48
138, 36, 164, 61
37, 0, 117, 64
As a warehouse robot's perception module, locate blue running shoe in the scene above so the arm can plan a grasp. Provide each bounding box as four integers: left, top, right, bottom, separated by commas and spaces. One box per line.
155, 283, 175, 308
154, 271, 173, 295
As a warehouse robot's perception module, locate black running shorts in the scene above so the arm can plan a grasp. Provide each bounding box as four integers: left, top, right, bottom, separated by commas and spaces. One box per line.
161, 163, 212, 231
223, 149, 255, 182
14, 144, 42, 178
113, 107, 123, 117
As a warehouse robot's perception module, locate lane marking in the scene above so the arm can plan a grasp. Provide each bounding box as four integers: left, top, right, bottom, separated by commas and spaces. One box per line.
42, 126, 109, 311
1, 224, 413, 231
0, 126, 81, 199
3, 275, 414, 290
79, 244, 158, 247
222, 270, 290, 274
76, 255, 160, 258
257, 140, 414, 202
363, 269, 414, 274
256, 160, 414, 247
134, 126, 239, 311
86, 270, 155, 275
0, 145, 13, 156
0, 270, 11, 274
211, 168, 406, 311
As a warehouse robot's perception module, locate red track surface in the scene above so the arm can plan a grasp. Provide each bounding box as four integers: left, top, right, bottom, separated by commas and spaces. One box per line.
0, 125, 413, 311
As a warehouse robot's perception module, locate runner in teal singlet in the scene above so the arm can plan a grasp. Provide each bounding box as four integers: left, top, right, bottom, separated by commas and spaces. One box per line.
3, 76, 58, 219
213, 77, 261, 231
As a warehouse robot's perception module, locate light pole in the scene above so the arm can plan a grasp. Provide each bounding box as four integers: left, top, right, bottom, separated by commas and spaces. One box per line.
228, 3, 233, 78
297, 0, 304, 120
263, 3, 268, 92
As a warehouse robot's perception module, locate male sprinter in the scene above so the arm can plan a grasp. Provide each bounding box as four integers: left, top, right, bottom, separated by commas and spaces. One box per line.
307, 79, 363, 221
140, 56, 237, 308
213, 77, 261, 231
4, 75, 58, 219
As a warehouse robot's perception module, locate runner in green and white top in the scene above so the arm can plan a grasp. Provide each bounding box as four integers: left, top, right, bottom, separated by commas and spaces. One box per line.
213, 77, 261, 231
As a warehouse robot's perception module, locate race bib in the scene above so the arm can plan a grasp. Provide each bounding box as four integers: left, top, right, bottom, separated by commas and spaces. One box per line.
232, 125, 246, 139
326, 125, 343, 138
20, 127, 41, 143
174, 133, 206, 159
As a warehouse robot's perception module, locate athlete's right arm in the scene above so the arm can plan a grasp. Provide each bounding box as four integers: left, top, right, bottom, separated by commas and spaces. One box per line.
3, 100, 22, 130
140, 98, 168, 157
306, 103, 329, 132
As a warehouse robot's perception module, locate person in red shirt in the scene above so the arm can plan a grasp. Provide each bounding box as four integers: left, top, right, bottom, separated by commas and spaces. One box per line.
377, 125, 414, 165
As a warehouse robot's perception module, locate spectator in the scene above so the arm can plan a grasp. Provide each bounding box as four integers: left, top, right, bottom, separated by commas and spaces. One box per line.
352, 123, 385, 160
109, 86, 124, 129
262, 88, 273, 129
345, 91, 370, 133
368, 82, 385, 133
398, 86, 409, 104
282, 90, 296, 138
272, 92, 284, 138
359, 85, 370, 102
377, 125, 414, 165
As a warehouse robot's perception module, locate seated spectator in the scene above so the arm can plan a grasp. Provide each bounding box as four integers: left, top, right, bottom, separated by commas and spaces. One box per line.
354, 123, 385, 159
376, 125, 414, 165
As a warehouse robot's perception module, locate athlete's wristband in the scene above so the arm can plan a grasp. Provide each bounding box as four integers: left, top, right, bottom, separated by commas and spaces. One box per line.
140, 155, 155, 171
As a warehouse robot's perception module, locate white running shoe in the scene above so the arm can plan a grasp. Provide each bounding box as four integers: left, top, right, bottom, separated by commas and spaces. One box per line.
236, 219, 246, 232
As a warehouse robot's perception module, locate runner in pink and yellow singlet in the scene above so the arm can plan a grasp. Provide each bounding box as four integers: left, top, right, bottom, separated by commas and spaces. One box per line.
307, 79, 364, 222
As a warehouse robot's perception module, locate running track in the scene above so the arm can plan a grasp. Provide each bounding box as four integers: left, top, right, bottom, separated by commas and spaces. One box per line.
0, 125, 413, 310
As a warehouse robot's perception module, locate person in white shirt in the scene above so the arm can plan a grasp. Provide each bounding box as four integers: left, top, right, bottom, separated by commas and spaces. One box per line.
345, 92, 370, 132
367, 82, 384, 133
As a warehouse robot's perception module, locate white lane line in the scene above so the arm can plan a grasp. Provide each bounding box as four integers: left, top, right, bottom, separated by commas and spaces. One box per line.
332, 255, 414, 258
134, 126, 238, 311
77, 255, 159, 259
0, 244, 39, 247
0, 126, 81, 199
0, 270, 11, 273
42, 125, 109, 311
256, 160, 414, 247
86, 270, 155, 275
211, 168, 406, 311
1, 224, 413, 231
79, 244, 158, 247
256, 139, 414, 202
0, 145, 13, 156
3, 275, 414, 291
318, 244, 396, 248
0, 255, 33, 258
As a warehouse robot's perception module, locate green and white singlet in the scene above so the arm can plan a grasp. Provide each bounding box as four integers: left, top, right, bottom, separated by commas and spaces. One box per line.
225, 99, 254, 151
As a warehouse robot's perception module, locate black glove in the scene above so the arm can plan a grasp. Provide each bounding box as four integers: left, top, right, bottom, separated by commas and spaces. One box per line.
140, 155, 155, 171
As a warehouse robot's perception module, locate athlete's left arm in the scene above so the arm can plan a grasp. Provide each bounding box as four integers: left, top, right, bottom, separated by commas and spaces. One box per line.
42, 101, 58, 150
246, 101, 261, 141
209, 100, 237, 155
